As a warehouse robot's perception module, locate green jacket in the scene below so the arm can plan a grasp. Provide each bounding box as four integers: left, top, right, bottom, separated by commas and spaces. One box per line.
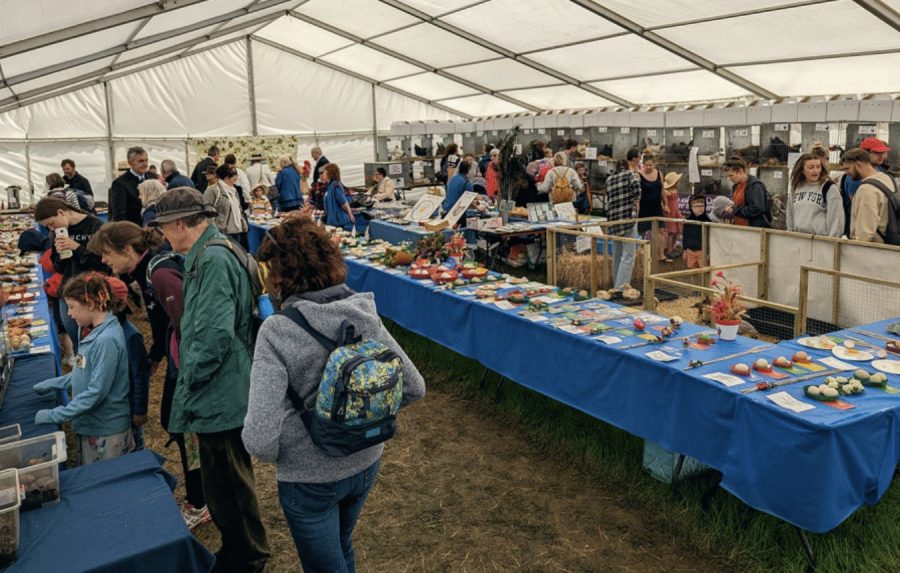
169, 224, 253, 433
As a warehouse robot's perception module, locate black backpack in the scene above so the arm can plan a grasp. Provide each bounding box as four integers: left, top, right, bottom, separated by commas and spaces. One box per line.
863, 178, 900, 245
189, 238, 266, 350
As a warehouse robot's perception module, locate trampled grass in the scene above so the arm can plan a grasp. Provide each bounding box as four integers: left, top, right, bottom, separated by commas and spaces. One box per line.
386, 321, 900, 573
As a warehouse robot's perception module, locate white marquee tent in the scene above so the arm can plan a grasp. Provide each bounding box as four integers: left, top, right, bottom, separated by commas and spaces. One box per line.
1, 0, 899, 198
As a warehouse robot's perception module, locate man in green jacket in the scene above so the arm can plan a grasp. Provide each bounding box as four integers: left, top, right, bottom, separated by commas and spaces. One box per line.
151, 188, 270, 573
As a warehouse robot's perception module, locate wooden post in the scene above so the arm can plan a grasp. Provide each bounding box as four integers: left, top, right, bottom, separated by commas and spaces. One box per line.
590, 236, 598, 296
650, 219, 659, 276
643, 238, 655, 311
547, 230, 556, 286
758, 230, 768, 300
701, 222, 710, 289
832, 241, 842, 325
797, 266, 810, 337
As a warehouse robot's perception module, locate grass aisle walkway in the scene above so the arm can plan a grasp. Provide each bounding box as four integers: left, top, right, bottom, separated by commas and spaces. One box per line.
384, 321, 900, 573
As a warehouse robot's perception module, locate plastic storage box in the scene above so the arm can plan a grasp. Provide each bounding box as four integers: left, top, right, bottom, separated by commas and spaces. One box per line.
0, 468, 22, 565
0, 431, 67, 511
642, 439, 707, 485
0, 425, 21, 446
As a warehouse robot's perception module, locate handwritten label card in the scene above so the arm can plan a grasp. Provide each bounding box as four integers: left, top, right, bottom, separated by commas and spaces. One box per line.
766, 391, 815, 413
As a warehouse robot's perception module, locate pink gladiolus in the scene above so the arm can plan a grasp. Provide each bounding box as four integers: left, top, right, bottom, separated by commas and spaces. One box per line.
715, 271, 725, 278
711, 279, 718, 287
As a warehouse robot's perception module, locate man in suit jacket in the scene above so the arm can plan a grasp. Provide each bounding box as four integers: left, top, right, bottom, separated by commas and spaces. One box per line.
191, 146, 220, 191
311, 146, 329, 185
109, 146, 148, 225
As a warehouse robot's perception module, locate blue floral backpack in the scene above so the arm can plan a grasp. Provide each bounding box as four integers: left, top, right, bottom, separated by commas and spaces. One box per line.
280, 306, 404, 457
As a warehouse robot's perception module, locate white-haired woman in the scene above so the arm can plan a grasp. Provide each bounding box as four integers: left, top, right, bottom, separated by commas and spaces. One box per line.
275, 155, 303, 212
138, 178, 168, 227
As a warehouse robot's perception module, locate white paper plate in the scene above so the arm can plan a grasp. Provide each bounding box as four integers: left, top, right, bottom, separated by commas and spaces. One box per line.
871, 359, 900, 374
831, 346, 874, 362
797, 336, 836, 350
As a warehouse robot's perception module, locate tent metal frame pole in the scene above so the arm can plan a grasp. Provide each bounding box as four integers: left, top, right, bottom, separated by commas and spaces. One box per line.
247, 37, 259, 137
0, 0, 206, 59
103, 81, 116, 180
852, 0, 900, 32
0, 0, 296, 90
371, 85, 378, 159
376, 0, 634, 107
566, 0, 779, 100
24, 141, 33, 194
287, 12, 541, 113
0, 30, 270, 114
251, 36, 473, 119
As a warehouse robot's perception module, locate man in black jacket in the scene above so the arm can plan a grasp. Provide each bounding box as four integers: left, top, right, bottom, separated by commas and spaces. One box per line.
191, 146, 220, 191
311, 146, 329, 184
109, 146, 148, 225
61, 159, 93, 196
161, 159, 195, 190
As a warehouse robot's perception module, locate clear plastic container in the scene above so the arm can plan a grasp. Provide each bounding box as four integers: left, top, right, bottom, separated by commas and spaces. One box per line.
0, 468, 22, 565
0, 425, 21, 446
0, 431, 66, 511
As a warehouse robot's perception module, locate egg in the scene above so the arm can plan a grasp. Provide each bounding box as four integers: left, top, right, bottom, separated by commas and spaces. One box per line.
792, 351, 810, 362
843, 340, 855, 350
754, 358, 770, 370
853, 369, 870, 381
818, 384, 830, 393
731, 363, 750, 375
822, 387, 839, 398
807, 385, 820, 395
870, 373, 887, 384
773, 356, 792, 368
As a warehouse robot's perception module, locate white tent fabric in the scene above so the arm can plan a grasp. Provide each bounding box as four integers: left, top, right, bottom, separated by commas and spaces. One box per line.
0, 0, 898, 196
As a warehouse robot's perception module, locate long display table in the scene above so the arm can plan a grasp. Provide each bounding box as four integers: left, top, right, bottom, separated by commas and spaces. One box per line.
343, 256, 900, 534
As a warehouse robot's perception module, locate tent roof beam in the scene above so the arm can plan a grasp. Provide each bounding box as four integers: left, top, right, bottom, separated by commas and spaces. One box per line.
287, 12, 541, 112
0, 0, 297, 89
0, 12, 284, 113
376, 0, 634, 107
852, 0, 900, 32
0, 0, 206, 59
251, 36, 473, 119
567, 0, 779, 100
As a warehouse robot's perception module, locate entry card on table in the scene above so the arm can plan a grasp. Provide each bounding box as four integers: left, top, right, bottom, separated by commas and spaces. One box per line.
703, 372, 745, 387
646, 350, 678, 362
594, 335, 621, 345
819, 357, 856, 371
766, 391, 814, 413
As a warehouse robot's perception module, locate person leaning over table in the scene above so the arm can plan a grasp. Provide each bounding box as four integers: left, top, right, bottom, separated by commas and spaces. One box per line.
87, 220, 210, 529
368, 167, 396, 202
243, 216, 425, 573
321, 163, 356, 231
34, 197, 109, 354
150, 188, 270, 571
443, 159, 474, 213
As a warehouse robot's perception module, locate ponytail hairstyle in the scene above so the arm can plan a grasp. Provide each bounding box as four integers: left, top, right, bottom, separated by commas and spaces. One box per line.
87, 221, 164, 256
62, 272, 127, 314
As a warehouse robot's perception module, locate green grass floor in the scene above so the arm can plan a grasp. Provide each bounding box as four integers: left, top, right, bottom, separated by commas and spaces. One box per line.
386, 321, 900, 573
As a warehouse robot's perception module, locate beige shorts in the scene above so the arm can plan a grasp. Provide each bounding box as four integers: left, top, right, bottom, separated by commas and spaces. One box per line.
684, 249, 704, 268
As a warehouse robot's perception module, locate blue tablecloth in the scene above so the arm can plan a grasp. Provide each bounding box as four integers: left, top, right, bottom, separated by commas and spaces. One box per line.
344, 258, 900, 533
368, 219, 454, 247
0, 354, 60, 438
248, 221, 268, 255
10, 450, 215, 572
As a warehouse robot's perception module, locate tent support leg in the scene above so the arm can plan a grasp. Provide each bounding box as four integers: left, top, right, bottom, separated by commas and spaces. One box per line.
671, 453, 686, 488
796, 527, 816, 573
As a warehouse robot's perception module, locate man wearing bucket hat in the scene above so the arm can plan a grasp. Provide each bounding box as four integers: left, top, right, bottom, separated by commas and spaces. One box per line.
150, 187, 270, 572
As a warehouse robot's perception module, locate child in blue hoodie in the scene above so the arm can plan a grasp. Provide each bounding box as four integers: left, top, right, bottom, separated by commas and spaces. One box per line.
33, 272, 133, 465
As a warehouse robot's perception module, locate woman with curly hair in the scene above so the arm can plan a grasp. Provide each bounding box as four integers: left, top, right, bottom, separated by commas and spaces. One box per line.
243, 217, 426, 572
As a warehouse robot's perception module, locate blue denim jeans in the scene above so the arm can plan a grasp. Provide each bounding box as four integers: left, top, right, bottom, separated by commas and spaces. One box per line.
612, 224, 638, 289
278, 460, 381, 573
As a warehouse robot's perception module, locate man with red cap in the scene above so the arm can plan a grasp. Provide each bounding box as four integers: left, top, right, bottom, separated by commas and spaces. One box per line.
860, 137, 891, 171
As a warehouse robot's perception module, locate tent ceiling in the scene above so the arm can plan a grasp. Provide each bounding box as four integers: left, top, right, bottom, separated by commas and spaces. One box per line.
1, 0, 899, 119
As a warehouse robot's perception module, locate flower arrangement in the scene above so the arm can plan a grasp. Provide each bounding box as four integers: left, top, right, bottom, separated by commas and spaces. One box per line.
415, 232, 447, 262
445, 232, 467, 260
707, 272, 747, 324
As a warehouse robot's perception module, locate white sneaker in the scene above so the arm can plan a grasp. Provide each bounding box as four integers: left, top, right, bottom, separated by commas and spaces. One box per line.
180, 502, 212, 530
